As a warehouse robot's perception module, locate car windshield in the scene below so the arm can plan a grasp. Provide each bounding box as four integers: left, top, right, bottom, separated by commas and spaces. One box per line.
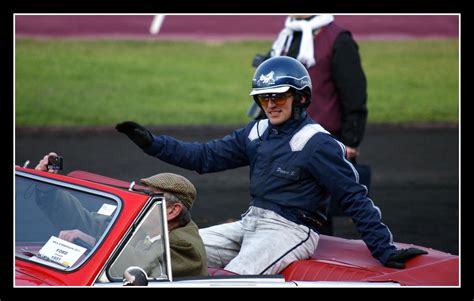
15, 172, 121, 270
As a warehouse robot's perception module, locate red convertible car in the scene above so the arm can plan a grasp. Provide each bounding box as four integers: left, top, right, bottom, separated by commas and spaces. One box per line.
15, 166, 459, 287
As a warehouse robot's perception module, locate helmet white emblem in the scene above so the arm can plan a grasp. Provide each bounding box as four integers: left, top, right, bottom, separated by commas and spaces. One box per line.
258, 71, 275, 85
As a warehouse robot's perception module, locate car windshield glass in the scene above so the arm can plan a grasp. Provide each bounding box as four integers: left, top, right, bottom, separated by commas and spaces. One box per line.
15, 174, 120, 270
108, 201, 169, 281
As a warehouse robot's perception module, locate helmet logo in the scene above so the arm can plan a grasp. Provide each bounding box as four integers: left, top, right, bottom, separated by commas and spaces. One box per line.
258, 71, 275, 85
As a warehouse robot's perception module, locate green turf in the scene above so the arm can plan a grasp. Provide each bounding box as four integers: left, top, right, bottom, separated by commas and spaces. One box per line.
15, 39, 459, 126
360, 40, 459, 123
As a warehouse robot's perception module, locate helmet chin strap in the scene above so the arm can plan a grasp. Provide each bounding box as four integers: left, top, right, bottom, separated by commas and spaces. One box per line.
292, 93, 307, 120
292, 105, 304, 120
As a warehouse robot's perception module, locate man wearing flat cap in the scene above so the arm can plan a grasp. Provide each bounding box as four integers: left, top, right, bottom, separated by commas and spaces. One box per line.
108, 172, 208, 279
139, 172, 208, 277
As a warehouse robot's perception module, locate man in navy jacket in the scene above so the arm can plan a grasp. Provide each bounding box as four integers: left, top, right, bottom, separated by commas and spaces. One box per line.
116, 56, 426, 274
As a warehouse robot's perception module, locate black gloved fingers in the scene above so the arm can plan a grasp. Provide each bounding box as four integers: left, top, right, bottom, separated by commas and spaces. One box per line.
116, 121, 142, 134
384, 247, 428, 269
384, 260, 405, 269
115, 121, 153, 149
389, 247, 428, 261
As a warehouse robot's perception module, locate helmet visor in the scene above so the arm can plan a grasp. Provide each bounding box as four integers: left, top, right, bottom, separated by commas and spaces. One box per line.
249, 86, 290, 96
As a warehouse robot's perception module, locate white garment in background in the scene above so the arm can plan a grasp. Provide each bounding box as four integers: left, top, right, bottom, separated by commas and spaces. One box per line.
271, 15, 334, 68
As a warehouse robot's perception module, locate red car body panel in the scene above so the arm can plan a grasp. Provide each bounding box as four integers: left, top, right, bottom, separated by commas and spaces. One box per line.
282, 235, 459, 286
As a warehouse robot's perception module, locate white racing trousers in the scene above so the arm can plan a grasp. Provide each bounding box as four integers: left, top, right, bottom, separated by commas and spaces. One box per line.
199, 206, 320, 275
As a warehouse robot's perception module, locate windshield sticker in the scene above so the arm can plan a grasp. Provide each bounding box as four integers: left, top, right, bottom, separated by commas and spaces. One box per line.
39, 236, 87, 267
29, 255, 68, 268
97, 203, 117, 216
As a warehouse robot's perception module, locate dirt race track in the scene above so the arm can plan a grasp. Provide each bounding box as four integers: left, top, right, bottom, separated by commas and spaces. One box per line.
15, 124, 459, 255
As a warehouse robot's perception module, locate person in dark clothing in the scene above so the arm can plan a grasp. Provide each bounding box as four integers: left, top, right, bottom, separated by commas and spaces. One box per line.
116, 56, 426, 275
251, 15, 369, 235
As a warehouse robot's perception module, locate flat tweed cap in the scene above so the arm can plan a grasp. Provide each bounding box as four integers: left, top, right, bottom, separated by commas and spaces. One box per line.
140, 173, 196, 209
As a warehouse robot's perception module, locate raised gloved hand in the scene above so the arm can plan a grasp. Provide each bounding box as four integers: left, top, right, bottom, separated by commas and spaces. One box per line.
384, 247, 428, 269
116, 121, 153, 149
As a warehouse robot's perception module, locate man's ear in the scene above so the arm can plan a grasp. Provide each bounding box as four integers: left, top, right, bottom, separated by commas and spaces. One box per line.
167, 202, 183, 220
299, 95, 306, 104
294, 93, 306, 104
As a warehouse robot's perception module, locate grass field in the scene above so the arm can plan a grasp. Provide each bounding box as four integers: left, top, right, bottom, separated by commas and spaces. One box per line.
15, 39, 459, 126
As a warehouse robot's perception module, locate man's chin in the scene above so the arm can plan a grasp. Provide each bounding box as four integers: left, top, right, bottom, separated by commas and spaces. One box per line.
269, 117, 284, 125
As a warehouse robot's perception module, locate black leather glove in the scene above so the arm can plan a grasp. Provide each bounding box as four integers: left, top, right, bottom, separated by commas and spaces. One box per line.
115, 121, 153, 149
252, 53, 266, 68
252, 52, 271, 68
384, 247, 428, 269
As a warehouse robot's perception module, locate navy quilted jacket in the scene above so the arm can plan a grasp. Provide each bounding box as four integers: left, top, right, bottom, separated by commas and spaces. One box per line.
143, 114, 397, 264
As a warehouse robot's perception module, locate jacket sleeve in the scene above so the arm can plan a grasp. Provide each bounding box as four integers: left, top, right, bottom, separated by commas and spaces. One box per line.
332, 32, 368, 148
36, 189, 110, 238
307, 135, 396, 264
142, 127, 250, 174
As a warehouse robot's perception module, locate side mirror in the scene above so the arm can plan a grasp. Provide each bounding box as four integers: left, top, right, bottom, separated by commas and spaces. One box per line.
123, 266, 149, 286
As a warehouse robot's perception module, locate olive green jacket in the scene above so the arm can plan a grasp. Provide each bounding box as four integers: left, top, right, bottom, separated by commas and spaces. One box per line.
169, 220, 208, 277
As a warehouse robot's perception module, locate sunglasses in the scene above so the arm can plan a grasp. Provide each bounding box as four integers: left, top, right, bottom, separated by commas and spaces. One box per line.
256, 92, 293, 107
